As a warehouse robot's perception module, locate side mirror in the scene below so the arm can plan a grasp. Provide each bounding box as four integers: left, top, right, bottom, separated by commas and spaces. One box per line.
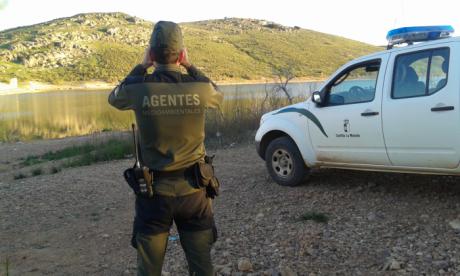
311, 91, 323, 104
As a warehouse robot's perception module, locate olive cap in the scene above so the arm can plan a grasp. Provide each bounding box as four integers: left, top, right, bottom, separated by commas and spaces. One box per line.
149, 21, 184, 52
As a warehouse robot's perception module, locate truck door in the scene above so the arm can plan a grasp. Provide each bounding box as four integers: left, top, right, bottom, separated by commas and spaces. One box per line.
308, 56, 391, 165
382, 44, 460, 169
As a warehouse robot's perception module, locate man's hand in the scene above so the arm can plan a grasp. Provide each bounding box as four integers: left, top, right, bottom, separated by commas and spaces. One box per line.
141, 48, 154, 69
179, 48, 192, 69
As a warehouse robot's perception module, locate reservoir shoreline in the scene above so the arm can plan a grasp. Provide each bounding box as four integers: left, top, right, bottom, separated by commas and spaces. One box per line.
0, 77, 323, 96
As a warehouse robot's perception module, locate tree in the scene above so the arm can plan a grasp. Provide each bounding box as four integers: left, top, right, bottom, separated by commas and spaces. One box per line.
261, 64, 296, 112
272, 64, 296, 104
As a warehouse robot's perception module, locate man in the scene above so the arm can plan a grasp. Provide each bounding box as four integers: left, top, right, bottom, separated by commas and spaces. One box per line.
108, 21, 223, 276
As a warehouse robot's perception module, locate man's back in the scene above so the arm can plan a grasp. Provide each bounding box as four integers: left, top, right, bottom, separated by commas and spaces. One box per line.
109, 64, 223, 171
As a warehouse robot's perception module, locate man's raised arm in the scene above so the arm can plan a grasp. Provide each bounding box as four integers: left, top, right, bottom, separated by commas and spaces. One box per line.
108, 49, 152, 110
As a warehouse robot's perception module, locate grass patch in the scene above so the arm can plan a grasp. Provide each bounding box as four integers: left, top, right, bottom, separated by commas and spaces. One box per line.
18, 139, 132, 173
20, 156, 44, 166
21, 144, 97, 167
32, 168, 43, 176
50, 167, 61, 174
4, 257, 10, 276
300, 211, 329, 224
13, 173, 27, 180
65, 139, 132, 167
42, 144, 97, 160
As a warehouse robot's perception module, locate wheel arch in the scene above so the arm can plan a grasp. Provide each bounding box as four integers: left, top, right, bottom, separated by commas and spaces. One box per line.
259, 130, 291, 160
256, 117, 317, 166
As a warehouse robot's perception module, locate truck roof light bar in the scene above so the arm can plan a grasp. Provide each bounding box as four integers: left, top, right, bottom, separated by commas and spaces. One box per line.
386, 25, 454, 49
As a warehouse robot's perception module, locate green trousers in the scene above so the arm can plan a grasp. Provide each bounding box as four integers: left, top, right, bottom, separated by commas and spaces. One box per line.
136, 229, 215, 276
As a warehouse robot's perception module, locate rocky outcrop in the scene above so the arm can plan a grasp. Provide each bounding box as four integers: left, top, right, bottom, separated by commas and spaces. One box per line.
0, 13, 304, 69
191, 17, 300, 35
0, 13, 152, 68
0, 12, 379, 82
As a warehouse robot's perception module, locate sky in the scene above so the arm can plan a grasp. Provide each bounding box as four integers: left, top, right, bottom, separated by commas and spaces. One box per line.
0, 0, 459, 46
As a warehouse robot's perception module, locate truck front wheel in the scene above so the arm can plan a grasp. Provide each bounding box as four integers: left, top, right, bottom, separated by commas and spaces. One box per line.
265, 136, 309, 186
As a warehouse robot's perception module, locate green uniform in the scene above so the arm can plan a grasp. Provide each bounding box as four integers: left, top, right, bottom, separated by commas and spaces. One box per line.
108, 21, 223, 276
109, 64, 222, 196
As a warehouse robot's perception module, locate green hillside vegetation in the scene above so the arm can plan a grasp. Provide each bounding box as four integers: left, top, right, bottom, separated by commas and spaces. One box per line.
0, 13, 381, 84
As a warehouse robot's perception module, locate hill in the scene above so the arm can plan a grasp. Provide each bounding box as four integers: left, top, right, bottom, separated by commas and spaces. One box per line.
0, 13, 381, 84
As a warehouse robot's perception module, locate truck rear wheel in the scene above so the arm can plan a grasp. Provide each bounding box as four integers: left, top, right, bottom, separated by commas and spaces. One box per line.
265, 136, 309, 186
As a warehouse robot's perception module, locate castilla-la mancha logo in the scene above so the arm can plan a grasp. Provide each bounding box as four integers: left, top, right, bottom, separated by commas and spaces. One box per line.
343, 119, 350, 133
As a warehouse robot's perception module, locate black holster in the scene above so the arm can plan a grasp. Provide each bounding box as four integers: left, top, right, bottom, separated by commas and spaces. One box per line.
194, 155, 220, 199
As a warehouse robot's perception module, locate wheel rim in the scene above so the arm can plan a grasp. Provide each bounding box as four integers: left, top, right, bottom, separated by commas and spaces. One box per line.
271, 149, 293, 178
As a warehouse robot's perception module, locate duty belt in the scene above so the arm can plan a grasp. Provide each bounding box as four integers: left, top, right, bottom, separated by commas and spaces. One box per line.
150, 166, 194, 178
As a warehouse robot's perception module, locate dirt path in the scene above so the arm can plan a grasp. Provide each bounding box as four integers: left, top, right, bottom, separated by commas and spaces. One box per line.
1, 137, 460, 275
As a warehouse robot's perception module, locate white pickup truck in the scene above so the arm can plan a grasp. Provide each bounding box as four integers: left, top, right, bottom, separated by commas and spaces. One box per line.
255, 26, 460, 186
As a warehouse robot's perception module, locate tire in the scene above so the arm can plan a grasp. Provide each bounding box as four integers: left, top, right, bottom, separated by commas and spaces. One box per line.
265, 136, 309, 186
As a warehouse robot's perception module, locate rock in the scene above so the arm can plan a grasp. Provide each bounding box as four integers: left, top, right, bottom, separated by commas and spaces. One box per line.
261, 270, 278, 276
0, 51, 13, 61
389, 260, 402, 270
279, 265, 297, 276
449, 219, 460, 230
101, 233, 110, 238
220, 266, 232, 275
433, 260, 450, 270
106, 28, 119, 35
305, 247, 316, 256
420, 214, 430, 220
237, 258, 253, 272
8, 43, 26, 51
53, 41, 65, 48
214, 264, 226, 272
16, 55, 37, 67
383, 259, 403, 271
161, 272, 170, 276
217, 263, 233, 275
127, 16, 141, 24
367, 212, 377, 221
256, 212, 264, 222
355, 186, 365, 192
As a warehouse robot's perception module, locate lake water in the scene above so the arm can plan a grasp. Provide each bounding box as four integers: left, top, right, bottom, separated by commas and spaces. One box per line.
0, 82, 322, 142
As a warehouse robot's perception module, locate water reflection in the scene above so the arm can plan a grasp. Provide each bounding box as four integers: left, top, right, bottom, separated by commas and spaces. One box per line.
0, 82, 321, 142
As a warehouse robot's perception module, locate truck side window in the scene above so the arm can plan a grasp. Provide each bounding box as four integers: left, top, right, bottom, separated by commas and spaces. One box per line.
326, 61, 380, 106
429, 49, 449, 94
392, 48, 449, 99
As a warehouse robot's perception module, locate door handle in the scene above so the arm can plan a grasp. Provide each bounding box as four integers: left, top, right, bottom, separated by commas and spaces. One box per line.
431, 106, 454, 112
361, 111, 379, 116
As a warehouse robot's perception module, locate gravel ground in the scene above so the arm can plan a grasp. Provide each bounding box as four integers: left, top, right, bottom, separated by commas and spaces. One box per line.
1, 135, 460, 275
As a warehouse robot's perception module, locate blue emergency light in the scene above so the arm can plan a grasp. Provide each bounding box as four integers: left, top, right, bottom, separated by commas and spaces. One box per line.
386, 25, 454, 49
